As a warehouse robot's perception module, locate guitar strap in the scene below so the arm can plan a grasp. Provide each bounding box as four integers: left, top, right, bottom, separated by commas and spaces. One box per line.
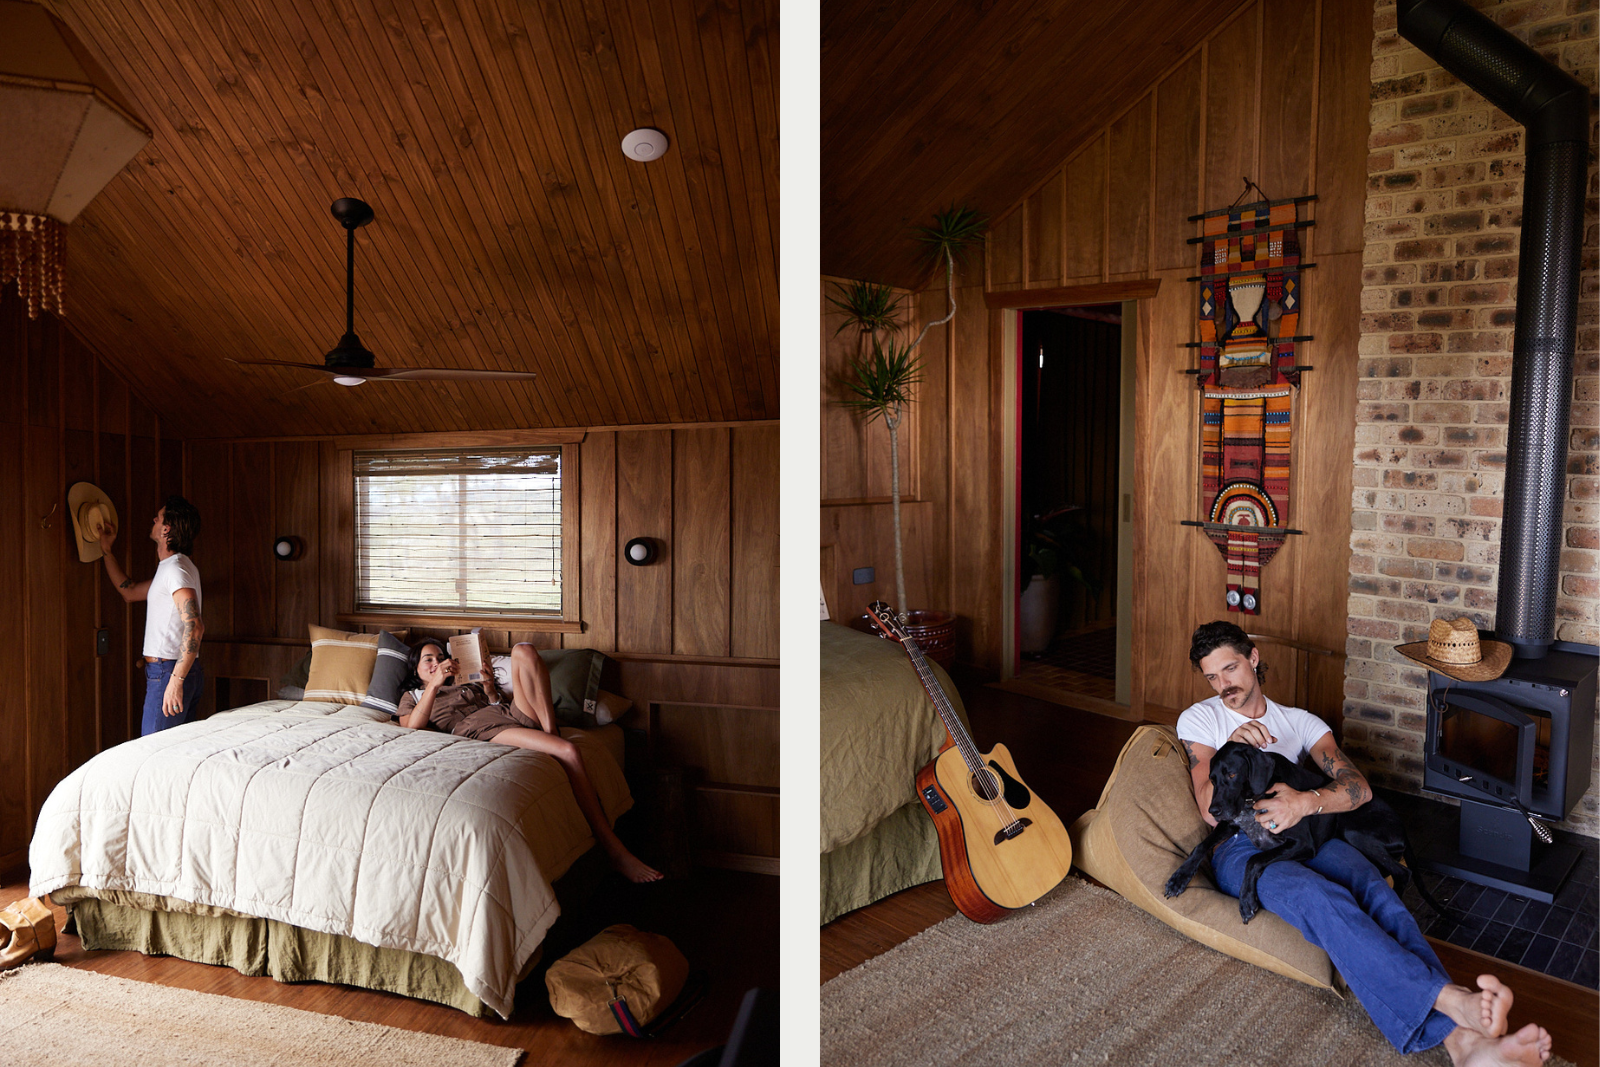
607, 970, 709, 1039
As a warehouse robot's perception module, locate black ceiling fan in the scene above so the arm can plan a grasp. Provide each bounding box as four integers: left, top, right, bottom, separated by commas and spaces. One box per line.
228, 198, 539, 387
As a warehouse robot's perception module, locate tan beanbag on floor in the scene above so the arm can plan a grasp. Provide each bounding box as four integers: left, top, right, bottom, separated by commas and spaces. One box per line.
545, 924, 689, 1035
1068, 725, 1335, 989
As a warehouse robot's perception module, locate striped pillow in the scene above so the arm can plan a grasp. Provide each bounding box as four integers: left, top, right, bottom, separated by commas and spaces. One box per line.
360, 630, 414, 716
304, 625, 407, 705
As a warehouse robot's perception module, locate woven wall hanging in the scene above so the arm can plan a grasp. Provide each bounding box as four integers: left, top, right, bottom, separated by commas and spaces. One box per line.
1186, 182, 1315, 615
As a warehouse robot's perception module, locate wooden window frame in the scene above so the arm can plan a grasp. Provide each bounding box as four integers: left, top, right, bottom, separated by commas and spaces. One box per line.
337, 437, 583, 634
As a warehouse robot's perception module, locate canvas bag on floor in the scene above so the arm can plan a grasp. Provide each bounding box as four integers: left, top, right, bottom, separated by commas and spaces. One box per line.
0, 898, 56, 969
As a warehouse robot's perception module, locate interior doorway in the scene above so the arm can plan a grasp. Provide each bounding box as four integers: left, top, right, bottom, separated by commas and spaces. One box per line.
1014, 303, 1132, 705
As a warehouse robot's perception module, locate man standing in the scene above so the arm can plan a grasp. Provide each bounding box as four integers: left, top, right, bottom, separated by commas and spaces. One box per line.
1177, 620, 1551, 1067
99, 497, 205, 736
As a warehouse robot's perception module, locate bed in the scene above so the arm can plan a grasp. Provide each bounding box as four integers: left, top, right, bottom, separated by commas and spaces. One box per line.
819, 621, 970, 924
28, 697, 632, 1018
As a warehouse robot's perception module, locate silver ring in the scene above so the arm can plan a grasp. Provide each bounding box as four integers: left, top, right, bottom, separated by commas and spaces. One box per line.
1268, 822, 1278, 830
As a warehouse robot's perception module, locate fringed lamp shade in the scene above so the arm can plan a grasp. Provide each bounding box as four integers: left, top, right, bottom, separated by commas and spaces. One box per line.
0, 0, 150, 318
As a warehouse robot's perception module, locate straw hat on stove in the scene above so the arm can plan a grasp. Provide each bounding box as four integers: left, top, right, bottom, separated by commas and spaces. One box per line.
1395, 617, 1512, 682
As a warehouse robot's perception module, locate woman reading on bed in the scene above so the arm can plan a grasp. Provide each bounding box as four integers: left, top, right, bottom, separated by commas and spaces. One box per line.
398, 638, 662, 884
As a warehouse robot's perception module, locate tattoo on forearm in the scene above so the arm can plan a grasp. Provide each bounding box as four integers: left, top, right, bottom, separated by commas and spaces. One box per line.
1320, 746, 1372, 807
1181, 740, 1199, 771
119, 579, 134, 590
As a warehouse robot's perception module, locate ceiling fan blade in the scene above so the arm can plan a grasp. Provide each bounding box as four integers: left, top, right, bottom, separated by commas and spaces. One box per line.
361, 367, 540, 381
226, 357, 337, 374
272, 377, 333, 399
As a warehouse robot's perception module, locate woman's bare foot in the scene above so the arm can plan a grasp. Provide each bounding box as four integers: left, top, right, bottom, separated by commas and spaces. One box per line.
607, 844, 664, 883
1436, 975, 1514, 1037
1444, 1023, 1552, 1067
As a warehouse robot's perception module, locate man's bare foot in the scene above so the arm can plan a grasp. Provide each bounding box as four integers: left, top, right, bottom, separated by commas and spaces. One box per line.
1436, 975, 1515, 1037
608, 846, 664, 883
1444, 1023, 1552, 1067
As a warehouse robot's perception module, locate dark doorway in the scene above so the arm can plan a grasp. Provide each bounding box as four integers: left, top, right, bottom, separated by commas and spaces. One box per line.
1016, 304, 1122, 700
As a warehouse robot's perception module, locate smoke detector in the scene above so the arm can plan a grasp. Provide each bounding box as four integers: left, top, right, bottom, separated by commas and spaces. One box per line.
621, 128, 669, 162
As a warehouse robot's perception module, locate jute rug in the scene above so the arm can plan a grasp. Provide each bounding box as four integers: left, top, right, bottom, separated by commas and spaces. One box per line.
0, 963, 523, 1066
821, 877, 1577, 1067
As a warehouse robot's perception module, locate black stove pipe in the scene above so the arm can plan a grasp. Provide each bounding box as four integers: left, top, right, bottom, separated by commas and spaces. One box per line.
1397, 0, 1591, 659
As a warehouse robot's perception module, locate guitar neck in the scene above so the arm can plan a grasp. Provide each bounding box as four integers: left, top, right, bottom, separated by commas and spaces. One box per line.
899, 635, 986, 777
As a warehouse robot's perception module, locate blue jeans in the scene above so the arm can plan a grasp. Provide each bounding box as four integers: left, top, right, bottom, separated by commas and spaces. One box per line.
142, 659, 203, 736
1213, 832, 1457, 1054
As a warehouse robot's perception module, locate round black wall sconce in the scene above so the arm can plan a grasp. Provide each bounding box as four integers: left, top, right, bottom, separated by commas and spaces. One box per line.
623, 537, 658, 566
273, 535, 305, 562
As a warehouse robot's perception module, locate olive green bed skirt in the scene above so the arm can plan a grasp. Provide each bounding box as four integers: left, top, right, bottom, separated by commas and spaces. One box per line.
61, 890, 536, 1018
820, 801, 943, 925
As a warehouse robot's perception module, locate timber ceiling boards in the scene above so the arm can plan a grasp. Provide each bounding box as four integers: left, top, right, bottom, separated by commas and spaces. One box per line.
821, 0, 1247, 289
39, 0, 776, 438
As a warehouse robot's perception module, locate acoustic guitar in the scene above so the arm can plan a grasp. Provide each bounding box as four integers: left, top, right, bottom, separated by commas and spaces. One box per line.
865, 601, 1074, 923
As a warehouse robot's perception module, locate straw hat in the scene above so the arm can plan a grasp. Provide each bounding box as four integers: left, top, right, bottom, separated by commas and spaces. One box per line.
1395, 617, 1512, 682
67, 482, 118, 563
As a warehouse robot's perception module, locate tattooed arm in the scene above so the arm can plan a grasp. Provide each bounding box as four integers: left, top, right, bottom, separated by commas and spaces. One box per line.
1182, 739, 1222, 827
162, 588, 204, 716
98, 529, 150, 602
1308, 733, 1373, 813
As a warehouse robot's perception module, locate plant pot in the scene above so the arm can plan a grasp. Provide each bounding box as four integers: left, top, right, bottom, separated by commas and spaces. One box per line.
852, 609, 959, 669
1018, 574, 1059, 654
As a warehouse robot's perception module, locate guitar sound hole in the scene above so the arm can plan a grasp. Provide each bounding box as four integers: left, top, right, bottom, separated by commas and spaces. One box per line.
970, 770, 1001, 801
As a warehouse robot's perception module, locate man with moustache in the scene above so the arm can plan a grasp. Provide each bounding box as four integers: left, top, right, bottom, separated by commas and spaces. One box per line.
1176, 621, 1551, 1067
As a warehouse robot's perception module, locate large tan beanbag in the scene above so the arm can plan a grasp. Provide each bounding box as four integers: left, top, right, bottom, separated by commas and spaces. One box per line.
545, 925, 689, 1035
1068, 725, 1335, 989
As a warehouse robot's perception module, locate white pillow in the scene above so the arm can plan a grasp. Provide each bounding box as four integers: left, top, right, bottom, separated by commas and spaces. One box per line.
594, 690, 631, 726
491, 654, 514, 693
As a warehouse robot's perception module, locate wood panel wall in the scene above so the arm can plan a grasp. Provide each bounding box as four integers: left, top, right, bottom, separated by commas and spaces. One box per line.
828, 0, 1372, 727
0, 292, 182, 872
185, 422, 780, 870
820, 279, 947, 623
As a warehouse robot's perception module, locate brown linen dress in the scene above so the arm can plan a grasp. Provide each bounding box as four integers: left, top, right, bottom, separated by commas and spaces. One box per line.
396, 683, 542, 741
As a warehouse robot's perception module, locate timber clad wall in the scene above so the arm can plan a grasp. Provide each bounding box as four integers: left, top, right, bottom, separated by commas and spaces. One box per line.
826, 0, 1374, 728
0, 292, 182, 870
1354, 0, 1597, 834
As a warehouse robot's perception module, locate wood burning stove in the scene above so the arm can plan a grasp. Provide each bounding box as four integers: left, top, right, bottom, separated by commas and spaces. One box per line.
1422, 645, 1597, 902
1396, 0, 1595, 905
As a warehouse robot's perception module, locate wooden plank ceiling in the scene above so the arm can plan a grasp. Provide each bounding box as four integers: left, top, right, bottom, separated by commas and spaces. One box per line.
822, 0, 1249, 288
37, 0, 776, 438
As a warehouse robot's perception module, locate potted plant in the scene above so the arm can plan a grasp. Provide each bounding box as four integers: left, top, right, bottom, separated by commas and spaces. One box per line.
1019, 504, 1100, 654
834, 207, 986, 665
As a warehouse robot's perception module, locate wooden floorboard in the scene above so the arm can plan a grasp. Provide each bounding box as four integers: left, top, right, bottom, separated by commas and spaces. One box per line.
822, 676, 1599, 1067
2, 864, 776, 1067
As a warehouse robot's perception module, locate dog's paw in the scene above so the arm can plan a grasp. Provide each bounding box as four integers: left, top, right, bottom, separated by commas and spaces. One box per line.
1239, 896, 1262, 923
1163, 874, 1189, 898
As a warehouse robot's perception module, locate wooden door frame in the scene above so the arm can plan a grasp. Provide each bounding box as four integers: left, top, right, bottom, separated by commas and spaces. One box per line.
988, 279, 1160, 715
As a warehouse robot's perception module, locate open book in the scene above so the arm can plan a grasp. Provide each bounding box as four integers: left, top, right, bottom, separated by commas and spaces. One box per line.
448, 629, 487, 685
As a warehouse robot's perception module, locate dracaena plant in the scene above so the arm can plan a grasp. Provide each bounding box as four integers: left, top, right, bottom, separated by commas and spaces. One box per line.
834, 206, 987, 613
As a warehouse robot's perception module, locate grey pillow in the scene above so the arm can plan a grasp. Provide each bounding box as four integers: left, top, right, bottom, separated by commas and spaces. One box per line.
360, 631, 414, 717
280, 650, 313, 690
539, 649, 606, 726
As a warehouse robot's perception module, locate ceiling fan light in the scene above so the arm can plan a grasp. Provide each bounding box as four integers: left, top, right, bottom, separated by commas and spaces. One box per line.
332, 375, 367, 387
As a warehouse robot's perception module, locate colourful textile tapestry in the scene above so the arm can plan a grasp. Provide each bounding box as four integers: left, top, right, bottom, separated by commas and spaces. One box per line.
1195, 198, 1307, 615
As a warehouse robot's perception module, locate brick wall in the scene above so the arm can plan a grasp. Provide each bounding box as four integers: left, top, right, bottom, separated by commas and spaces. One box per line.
1350, 0, 1597, 836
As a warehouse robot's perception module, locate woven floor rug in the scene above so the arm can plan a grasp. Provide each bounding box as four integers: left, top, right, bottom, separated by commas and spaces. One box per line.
0, 962, 522, 1067
821, 877, 1576, 1067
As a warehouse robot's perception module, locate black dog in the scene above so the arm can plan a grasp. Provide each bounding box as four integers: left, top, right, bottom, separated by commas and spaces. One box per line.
1164, 741, 1448, 924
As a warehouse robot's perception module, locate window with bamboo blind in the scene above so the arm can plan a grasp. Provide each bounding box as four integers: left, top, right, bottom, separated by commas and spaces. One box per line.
353, 447, 566, 617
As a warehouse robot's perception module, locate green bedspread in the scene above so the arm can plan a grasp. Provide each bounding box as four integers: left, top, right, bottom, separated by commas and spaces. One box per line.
819, 621, 970, 854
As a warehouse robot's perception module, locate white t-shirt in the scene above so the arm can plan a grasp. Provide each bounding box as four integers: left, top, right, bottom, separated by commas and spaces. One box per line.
1175, 695, 1331, 764
144, 553, 203, 659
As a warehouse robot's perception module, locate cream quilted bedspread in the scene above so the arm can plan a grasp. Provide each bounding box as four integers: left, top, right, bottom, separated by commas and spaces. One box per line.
29, 700, 631, 1018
